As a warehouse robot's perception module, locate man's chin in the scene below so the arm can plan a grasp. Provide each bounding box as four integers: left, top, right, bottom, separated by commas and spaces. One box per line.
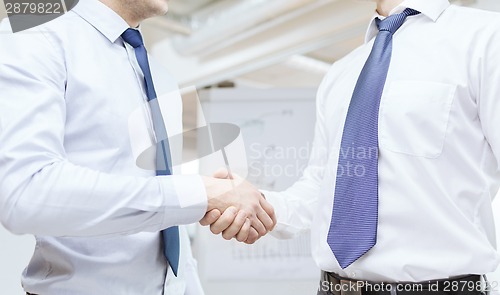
159, 6, 169, 16
151, 0, 169, 17
160, 0, 169, 15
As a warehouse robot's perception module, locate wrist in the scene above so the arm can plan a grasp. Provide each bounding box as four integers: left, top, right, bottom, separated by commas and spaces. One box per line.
203, 176, 230, 212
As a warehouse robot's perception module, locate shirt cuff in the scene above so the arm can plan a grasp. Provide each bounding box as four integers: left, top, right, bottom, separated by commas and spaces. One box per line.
261, 189, 299, 240
158, 175, 207, 228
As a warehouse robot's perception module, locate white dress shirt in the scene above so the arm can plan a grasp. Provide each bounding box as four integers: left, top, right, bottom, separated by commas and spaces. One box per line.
266, 0, 500, 282
0, 0, 207, 294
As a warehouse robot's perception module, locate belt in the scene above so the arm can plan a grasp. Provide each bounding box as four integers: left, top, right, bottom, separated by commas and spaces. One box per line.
320, 271, 484, 295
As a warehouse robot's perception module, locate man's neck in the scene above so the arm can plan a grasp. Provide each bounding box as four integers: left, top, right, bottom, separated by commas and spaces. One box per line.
376, 0, 404, 17
99, 0, 141, 27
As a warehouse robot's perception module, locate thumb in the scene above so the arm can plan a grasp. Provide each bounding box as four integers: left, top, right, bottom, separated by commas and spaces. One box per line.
213, 167, 231, 179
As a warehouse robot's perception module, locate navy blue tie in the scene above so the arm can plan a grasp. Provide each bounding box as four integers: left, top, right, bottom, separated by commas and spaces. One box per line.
328, 9, 420, 269
121, 28, 180, 276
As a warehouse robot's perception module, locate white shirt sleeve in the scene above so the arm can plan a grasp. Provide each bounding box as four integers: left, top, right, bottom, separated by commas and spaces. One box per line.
262, 73, 332, 240
478, 21, 500, 171
0, 28, 207, 237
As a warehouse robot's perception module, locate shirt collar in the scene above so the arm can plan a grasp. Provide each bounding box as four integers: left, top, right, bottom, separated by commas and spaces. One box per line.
364, 0, 450, 43
72, 0, 131, 43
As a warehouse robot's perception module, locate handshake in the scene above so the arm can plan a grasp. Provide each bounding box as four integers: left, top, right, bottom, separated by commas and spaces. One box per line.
200, 168, 277, 244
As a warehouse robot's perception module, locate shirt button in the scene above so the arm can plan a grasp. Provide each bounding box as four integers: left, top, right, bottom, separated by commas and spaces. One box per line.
350, 271, 357, 279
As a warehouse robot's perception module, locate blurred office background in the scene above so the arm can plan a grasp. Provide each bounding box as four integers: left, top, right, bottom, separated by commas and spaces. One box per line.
2, 0, 500, 294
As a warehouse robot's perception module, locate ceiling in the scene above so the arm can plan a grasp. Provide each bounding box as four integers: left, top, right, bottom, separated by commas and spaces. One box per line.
146, 0, 375, 89
144, 0, 500, 90
2, 0, 500, 90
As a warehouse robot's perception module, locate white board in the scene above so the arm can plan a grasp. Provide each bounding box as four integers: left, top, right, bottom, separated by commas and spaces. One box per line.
194, 87, 319, 295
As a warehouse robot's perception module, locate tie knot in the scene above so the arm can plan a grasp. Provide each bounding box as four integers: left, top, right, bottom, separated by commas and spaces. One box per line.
121, 28, 144, 48
376, 8, 420, 34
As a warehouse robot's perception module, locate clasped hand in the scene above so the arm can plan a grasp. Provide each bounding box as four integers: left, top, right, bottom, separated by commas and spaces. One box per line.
200, 168, 276, 244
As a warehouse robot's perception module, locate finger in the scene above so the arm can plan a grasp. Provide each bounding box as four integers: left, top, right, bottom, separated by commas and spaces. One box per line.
257, 208, 274, 233
199, 209, 222, 226
210, 207, 238, 235
249, 215, 267, 237
213, 167, 229, 179
259, 198, 277, 231
222, 210, 248, 240
236, 218, 251, 242
245, 227, 260, 244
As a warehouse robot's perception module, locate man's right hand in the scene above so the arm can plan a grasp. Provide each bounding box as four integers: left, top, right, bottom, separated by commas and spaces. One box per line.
200, 170, 276, 244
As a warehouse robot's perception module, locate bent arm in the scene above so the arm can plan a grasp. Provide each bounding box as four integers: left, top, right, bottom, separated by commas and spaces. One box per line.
263, 76, 331, 239
0, 26, 206, 237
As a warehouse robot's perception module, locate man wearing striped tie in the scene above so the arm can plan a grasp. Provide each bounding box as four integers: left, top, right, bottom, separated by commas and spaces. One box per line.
0, 0, 276, 294
204, 0, 500, 294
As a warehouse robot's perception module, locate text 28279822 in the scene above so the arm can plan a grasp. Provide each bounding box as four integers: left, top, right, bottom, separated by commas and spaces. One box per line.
4, 1, 64, 15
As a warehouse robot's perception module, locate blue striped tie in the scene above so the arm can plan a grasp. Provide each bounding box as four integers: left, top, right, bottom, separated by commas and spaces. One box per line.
328, 9, 420, 269
121, 28, 180, 276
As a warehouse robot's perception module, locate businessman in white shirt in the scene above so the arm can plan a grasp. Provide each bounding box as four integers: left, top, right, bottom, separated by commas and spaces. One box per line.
0, 0, 276, 294
202, 0, 500, 294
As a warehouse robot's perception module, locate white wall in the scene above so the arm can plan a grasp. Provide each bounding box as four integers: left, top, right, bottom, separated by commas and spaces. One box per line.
0, 227, 34, 294
0, 0, 6, 20
470, 0, 500, 11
